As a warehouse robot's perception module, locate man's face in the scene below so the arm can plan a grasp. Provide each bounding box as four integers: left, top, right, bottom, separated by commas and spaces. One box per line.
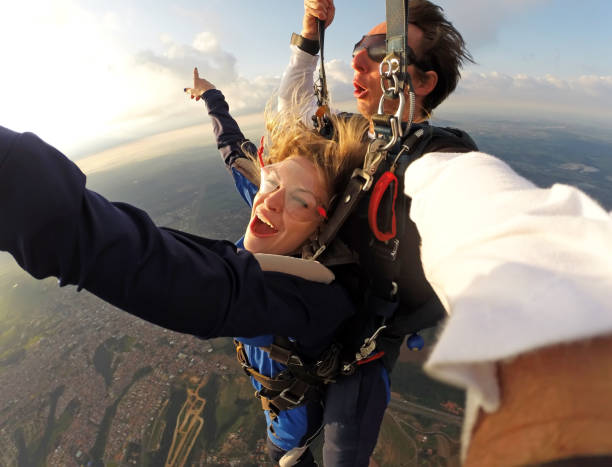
352, 22, 425, 120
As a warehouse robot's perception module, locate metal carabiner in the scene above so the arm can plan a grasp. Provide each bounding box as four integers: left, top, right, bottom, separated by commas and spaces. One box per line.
375, 71, 405, 150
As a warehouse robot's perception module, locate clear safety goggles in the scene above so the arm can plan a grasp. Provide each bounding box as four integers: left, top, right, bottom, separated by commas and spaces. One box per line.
352, 33, 433, 71
259, 163, 328, 222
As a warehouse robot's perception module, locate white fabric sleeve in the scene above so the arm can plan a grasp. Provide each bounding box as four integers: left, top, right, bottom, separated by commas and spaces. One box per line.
277, 44, 319, 126
403, 151, 612, 457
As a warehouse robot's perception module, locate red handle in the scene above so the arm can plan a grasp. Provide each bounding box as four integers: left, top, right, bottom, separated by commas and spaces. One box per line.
368, 171, 398, 242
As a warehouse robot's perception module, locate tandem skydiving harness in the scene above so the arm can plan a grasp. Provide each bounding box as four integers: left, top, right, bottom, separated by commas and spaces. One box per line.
307, 118, 476, 375
301, 0, 428, 373
234, 255, 341, 418
235, 337, 341, 420
305, 0, 417, 258
304, 0, 477, 376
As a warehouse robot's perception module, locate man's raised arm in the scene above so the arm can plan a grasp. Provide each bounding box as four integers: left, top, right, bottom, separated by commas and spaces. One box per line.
277, 0, 335, 122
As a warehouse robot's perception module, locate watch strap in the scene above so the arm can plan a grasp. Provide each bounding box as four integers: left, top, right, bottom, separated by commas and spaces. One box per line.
290, 32, 320, 55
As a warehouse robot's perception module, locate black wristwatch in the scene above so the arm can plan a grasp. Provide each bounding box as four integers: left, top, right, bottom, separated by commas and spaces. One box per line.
290, 33, 320, 56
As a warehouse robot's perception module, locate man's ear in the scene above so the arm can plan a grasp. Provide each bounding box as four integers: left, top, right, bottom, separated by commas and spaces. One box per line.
412, 70, 438, 97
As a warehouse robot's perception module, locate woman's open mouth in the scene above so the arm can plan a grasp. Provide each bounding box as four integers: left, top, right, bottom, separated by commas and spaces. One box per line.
249, 214, 278, 237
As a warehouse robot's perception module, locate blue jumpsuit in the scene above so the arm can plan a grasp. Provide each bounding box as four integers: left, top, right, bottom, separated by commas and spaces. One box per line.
0, 124, 354, 465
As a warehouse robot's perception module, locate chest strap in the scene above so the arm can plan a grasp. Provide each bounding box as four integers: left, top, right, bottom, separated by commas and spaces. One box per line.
304, 138, 389, 260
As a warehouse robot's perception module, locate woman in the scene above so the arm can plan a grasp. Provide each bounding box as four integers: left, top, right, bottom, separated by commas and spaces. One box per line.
0, 78, 367, 466
185, 69, 371, 465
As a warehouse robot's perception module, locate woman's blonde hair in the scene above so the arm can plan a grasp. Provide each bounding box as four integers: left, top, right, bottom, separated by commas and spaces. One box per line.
247, 106, 370, 203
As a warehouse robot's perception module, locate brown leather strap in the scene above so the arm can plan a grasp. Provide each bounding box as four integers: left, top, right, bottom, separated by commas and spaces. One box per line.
235, 339, 294, 392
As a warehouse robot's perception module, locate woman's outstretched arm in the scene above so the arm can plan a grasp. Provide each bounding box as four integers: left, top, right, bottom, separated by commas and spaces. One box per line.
0, 125, 352, 341
186, 67, 259, 206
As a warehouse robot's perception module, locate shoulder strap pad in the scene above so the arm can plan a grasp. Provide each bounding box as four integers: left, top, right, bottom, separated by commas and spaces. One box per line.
254, 253, 335, 284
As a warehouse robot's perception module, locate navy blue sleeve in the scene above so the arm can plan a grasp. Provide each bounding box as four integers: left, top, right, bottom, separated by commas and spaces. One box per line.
201, 89, 258, 172
201, 89, 259, 207
0, 126, 353, 340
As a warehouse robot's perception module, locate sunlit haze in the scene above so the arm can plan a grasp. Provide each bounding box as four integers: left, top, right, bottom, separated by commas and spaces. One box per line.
1, 0, 610, 161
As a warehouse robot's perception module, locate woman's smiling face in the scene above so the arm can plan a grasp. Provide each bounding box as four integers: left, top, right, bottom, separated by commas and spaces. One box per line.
243, 156, 329, 255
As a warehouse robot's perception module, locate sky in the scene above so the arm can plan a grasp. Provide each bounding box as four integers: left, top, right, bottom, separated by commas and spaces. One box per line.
1, 0, 610, 164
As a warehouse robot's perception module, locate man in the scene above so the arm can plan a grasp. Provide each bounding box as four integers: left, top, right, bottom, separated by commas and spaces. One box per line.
289, 3, 612, 467
274, 1, 478, 465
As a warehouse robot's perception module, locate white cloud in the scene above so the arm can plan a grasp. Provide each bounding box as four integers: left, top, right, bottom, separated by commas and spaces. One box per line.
325, 59, 356, 103
325, 59, 353, 85
0, 1, 279, 158
126, 33, 279, 135
457, 70, 612, 101
2, 0, 607, 162
559, 163, 600, 174
192, 32, 219, 53
441, 70, 612, 123
77, 111, 265, 175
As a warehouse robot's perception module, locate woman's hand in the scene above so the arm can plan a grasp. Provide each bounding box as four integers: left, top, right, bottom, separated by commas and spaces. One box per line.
184, 67, 215, 101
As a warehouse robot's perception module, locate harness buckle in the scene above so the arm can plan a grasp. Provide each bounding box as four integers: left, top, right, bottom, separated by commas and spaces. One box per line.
310, 244, 326, 261
356, 325, 388, 361
351, 168, 373, 192
287, 353, 304, 367
279, 387, 305, 406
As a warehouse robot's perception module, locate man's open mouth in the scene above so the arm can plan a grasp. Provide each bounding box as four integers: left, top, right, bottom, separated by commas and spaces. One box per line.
353, 80, 367, 98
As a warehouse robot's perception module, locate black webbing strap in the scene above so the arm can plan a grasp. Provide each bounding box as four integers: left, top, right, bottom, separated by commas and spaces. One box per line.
305, 139, 388, 260
235, 338, 322, 419
311, 177, 367, 257
267, 337, 335, 386
385, 0, 410, 95
316, 18, 329, 108
259, 378, 316, 417
313, 19, 333, 138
